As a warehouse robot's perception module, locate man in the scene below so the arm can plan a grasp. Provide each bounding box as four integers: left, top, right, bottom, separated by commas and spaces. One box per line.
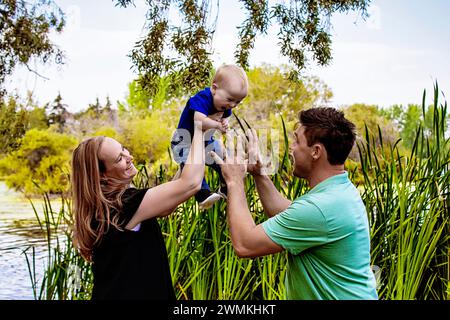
210, 107, 378, 300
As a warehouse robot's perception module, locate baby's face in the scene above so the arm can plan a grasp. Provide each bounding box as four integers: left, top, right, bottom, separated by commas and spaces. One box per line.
212, 76, 247, 112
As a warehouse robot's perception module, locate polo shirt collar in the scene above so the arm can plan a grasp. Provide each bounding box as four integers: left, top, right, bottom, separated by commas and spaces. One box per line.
309, 171, 349, 194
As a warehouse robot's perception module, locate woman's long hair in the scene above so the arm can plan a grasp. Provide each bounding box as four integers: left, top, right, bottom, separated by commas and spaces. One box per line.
71, 136, 129, 262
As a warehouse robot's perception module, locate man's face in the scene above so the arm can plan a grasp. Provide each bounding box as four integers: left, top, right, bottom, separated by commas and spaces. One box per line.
211, 75, 247, 112
289, 125, 313, 178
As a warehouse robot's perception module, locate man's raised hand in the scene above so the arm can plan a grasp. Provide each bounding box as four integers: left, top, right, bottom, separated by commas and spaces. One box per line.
210, 132, 247, 185
246, 129, 273, 176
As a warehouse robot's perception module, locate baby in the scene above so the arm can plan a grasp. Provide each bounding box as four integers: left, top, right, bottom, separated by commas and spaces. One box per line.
171, 64, 248, 209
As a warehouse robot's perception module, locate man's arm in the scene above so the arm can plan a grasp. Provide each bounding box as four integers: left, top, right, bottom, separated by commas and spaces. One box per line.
210, 135, 283, 259
253, 174, 292, 218
246, 129, 291, 217
226, 179, 284, 258
125, 123, 204, 229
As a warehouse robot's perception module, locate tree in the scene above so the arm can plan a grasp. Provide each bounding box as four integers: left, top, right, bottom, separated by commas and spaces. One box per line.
85, 98, 103, 120
0, 128, 77, 195
115, 0, 370, 95
46, 93, 71, 132
74, 97, 116, 121
119, 114, 175, 165
27, 104, 48, 130
0, 95, 28, 153
343, 103, 401, 159
0, 93, 50, 154
239, 64, 332, 125
380, 103, 450, 151
0, 0, 65, 97
118, 80, 152, 116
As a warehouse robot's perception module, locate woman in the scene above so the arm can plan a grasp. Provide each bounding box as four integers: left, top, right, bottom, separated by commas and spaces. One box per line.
71, 124, 204, 300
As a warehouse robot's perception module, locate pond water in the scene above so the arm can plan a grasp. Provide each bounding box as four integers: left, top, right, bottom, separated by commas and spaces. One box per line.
0, 182, 62, 300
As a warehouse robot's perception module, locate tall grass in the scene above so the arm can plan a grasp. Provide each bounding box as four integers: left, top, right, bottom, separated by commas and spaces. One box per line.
24, 194, 93, 299
358, 83, 449, 299
26, 84, 449, 299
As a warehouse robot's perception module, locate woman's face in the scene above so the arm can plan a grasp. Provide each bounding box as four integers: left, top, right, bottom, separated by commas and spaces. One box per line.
98, 137, 137, 181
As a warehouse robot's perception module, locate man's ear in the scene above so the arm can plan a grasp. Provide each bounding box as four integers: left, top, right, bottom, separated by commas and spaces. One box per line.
311, 144, 323, 161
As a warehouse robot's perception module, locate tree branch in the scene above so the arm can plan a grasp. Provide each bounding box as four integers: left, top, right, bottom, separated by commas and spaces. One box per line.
25, 64, 50, 81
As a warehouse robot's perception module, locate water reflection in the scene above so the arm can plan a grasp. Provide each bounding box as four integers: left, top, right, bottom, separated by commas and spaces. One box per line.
0, 182, 62, 300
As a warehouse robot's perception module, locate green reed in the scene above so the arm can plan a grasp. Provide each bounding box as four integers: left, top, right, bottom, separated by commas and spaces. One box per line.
24, 192, 93, 299
358, 83, 449, 299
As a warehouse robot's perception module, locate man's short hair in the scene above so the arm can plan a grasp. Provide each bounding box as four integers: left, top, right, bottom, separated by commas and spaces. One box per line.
299, 107, 356, 165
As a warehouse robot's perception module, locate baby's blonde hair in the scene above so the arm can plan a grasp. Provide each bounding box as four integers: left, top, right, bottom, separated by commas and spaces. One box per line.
212, 64, 248, 90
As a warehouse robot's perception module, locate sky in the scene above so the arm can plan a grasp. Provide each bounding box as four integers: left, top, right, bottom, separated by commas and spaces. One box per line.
5, 0, 450, 113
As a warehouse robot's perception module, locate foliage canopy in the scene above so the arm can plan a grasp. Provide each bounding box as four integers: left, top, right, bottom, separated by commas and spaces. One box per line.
115, 0, 370, 95
0, 0, 65, 97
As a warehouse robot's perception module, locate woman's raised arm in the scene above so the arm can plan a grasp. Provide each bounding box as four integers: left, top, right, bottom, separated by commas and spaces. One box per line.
125, 122, 205, 229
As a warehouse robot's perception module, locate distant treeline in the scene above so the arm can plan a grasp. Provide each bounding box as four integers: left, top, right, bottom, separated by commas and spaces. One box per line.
0, 65, 448, 195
